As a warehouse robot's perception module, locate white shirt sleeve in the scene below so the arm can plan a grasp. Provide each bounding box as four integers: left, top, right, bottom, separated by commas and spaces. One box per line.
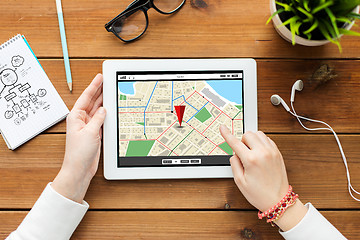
6, 182, 89, 240
279, 202, 346, 240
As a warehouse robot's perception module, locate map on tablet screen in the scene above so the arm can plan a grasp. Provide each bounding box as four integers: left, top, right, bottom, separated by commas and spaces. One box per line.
117, 72, 244, 158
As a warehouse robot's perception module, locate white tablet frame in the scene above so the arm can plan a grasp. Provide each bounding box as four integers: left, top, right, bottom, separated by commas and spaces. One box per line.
103, 59, 257, 180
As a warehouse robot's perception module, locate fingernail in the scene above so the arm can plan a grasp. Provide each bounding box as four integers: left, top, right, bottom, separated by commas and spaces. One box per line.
220, 124, 229, 132
98, 107, 106, 115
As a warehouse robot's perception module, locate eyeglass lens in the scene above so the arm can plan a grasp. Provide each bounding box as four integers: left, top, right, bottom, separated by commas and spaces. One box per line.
113, 10, 147, 41
113, 0, 185, 41
153, 0, 185, 13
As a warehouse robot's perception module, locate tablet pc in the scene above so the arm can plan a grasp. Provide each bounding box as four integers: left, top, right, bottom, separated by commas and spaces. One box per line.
103, 59, 257, 180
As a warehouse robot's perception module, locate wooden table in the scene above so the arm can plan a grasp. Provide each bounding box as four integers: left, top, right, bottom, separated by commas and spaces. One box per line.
1, 0, 360, 239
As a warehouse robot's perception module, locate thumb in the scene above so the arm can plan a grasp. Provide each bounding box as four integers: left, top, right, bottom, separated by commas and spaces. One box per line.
86, 107, 106, 133
230, 153, 245, 185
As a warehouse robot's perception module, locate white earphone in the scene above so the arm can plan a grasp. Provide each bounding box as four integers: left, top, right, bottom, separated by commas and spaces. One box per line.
271, 80, 360, 202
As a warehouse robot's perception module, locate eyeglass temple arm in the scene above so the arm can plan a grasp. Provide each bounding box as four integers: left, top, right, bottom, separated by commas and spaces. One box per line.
126, 0, 142, 10
105, 0, 146, 29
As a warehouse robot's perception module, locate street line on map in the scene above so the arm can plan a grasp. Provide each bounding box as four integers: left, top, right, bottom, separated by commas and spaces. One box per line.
171, 81, 174, 112
118, 106, 146, 108
119, 111, 172, 114
232, 110, 242, 119
143, 81, 159, 135
173, 94, 198, 111
186, 102, 209, 123
185, 122, 217, 147
168, 129, 194, 156
216, 145, 229, 155
173, 95, 183, 101
208, 146, 218, 155
201, 112, 223, 134
178, 91, 198, 110
119, 139, 156, 141
156, 139, 179, 156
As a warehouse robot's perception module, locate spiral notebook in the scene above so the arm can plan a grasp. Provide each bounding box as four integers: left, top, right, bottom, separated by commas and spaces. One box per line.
0, 34, 69, 150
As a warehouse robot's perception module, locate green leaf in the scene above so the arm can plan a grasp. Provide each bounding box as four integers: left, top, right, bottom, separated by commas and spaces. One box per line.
303, 20, 319, 34
291, 20, 302, 35
266, 8, 285, 25
275, 1, 294, 11
297, 6, 313, 20
339, 28, 360, 36
311, 1, 334, 14
322, 18, 338, 39
325, 8, 340, 37
336, 17, 353, 24
347, 12, 360, 19
303, 0, 311, 12
290, 20, 297, 45
318, 20, 336, 43
319, 20, 342, 53
277, 16, 301, 28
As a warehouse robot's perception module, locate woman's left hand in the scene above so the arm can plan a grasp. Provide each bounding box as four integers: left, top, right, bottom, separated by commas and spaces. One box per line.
52, 73, 106, 203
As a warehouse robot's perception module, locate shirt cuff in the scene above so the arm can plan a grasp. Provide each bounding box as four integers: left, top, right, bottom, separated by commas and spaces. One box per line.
279, 202, 346, 240
10, 182, 89, 240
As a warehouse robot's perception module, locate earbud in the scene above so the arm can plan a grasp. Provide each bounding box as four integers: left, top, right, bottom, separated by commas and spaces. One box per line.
270, 94, 290, 112
290, 80, 304, 102
271, 80, 303, 112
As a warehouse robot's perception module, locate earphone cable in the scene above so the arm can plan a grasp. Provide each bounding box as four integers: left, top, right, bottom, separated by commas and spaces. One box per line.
289, 102, 360, 202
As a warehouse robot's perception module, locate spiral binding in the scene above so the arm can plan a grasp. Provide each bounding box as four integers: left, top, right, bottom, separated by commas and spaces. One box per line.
0, 34, 21, 51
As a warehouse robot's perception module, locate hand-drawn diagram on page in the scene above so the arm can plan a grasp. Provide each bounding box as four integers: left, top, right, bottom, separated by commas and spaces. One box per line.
0, 55, 49, 126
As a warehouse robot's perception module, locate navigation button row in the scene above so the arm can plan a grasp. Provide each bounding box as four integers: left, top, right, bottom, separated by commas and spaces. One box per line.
162, 159, 201, 165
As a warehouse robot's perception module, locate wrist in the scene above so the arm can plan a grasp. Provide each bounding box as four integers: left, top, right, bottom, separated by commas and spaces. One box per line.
274, 199, 308, 232
258, 186, 307, 231
52, 167, 93, 203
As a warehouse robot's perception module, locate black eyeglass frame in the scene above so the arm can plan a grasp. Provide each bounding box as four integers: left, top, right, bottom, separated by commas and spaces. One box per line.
105, 0, 186, 42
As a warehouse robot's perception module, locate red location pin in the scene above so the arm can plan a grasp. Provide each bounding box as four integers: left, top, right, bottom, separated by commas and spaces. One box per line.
174, 105, 186, 126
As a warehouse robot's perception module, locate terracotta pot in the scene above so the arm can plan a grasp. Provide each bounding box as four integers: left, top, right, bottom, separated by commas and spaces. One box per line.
269, 0, 360, 46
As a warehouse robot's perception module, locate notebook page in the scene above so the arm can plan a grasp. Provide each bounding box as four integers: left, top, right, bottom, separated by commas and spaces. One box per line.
0, 35, 69, 149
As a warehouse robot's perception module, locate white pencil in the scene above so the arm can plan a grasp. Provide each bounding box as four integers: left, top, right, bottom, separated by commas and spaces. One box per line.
55, 0, 73, 92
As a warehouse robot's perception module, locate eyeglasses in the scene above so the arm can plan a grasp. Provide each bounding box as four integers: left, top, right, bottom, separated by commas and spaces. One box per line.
105, 0, 186, 42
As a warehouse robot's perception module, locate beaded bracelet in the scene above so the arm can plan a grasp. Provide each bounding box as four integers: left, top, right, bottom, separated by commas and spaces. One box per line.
258, 185, 299, 226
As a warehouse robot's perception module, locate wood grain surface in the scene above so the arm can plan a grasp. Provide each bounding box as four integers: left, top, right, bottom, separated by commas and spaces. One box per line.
0, 0, 360, 59
1, 211, 359, 239
1, 0, 360, 239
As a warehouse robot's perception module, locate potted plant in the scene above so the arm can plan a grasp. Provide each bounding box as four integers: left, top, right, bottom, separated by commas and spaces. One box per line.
267, 0, 360, 51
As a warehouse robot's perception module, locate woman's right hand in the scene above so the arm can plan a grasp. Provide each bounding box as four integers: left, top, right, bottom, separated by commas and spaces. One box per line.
220, 125, 307, 231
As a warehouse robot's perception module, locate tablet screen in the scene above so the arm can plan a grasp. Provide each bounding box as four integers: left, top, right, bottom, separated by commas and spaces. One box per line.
117, 71, 244, 167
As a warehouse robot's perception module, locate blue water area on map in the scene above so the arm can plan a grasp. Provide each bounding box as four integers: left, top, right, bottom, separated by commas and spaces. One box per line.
118, 80, 243, 104
118, 82, 135, 95
206, 80, 243, 105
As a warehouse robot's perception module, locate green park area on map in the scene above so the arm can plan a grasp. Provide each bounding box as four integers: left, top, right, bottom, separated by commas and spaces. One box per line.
126, 140, 155, 157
